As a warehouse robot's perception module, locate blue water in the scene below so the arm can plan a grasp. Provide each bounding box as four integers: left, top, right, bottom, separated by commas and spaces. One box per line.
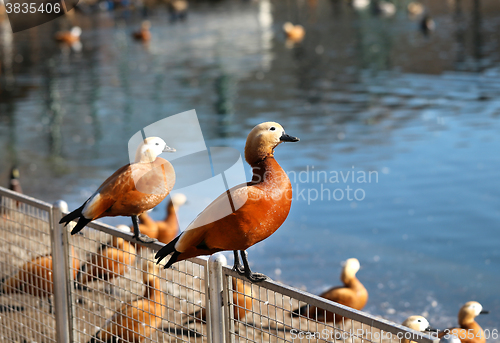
0, 0, 499, 336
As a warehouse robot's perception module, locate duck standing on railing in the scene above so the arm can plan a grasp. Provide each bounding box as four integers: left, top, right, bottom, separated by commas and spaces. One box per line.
156, 122, 299, 282
135, 193, 186, 245
1, 248, 80, 313
292, 258, 368, 322
438, 301, 489, 343
59, 137, 176, 243
401, 316, 438, 343
89, 259, 164, 343
75, 236, 136, 294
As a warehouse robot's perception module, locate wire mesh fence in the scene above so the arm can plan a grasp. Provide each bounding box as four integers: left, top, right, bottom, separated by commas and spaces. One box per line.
69, 222, 209, 343
221, 268, 438, 343
0, 187, 439, 343
0, 189, 56, 342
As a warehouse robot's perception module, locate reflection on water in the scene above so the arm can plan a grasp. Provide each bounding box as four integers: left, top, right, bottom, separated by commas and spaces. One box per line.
1, 0, 500, 333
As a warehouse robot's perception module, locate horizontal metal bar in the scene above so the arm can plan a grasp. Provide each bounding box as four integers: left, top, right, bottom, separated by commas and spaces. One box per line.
0, 186, 52, 211
223, 267, 439, 343
61, 210, 208, 267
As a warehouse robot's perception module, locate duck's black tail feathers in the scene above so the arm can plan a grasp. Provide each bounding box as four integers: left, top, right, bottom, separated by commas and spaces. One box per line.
155, 236, 181, 269
292, 304, 309, 317
59, 203, 91, 235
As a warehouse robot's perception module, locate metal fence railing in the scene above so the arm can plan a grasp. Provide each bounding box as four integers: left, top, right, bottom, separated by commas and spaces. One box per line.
0, 186, 439, 343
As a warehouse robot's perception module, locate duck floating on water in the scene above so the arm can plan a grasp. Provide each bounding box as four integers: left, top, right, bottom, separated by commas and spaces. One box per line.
132, 21, 151, 42
156, 122, 299, 282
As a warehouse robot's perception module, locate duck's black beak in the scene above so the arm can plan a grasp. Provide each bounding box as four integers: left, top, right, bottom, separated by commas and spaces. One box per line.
480, 310, 489, 315
280, 133, 299, 142
425, 326, 438, 332
163, 146, 176, 153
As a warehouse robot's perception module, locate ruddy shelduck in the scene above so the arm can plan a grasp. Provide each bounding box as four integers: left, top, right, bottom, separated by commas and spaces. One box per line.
132, 21, 151, 42
54, 26, 82, 44
292, 258, 368, 322
136, 193, 186, 244
283, 22, 305, 43
438, 301, 489, 343
402, 316, 438, 343
8, 165, 22, 194
59, 137, 176, 243
156, 122, 299, 282
76, 237, 136, 291
1, 248, 80, 313
185, 278, 253, 324
89, 259, 164, 343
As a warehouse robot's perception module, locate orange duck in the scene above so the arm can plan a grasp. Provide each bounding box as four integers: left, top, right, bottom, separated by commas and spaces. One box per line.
132, 21, 151, 42
89, 259, 164, 343
54, 26, 82, 44
292, 258, 368, 322
438, 301, 489, 343
283, 22, 305, 43
136, 193, 186, 244
156, 122, 299, 282
59, 137, 176, 243
185, 278, 253, 324
8, 165, 22, 194
1, 248, 80, 313
76, 237, 136, 292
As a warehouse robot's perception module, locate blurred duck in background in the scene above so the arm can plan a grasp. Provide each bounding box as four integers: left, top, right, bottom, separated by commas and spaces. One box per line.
292, 258, 368, 322
55, 26, 82, 44
401, 316, 438, 343
371, 0, 396, 17
184, 278, 252, 324
136, 193, 187, 245
283, 22, 305, 45
75, 236, 136, 294
1, 248, 80, 313
89, 259, 164, 343
132, 21, 151, 42
438, 301, 489, 343
167, 0, 188, 21
8, 166, 22, 194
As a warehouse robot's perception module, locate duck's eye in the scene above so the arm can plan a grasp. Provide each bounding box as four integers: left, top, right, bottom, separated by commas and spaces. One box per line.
417, 320, 421, 322
270, 127, 276, 131
156, 143, 159, 145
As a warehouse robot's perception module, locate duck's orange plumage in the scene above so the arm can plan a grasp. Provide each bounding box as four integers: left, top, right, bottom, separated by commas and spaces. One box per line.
132, 21, 151, 42
293, 258, 368, 322
54, 26, 82, 44
1, 248, 80, 305
90, 260, 164, 342
438, 301, 489, 343
135, 193, 187, 245
59, 137, 176, 243
156, 122, 299, 282
76, 237, 136, 287
283, 22, 305, 43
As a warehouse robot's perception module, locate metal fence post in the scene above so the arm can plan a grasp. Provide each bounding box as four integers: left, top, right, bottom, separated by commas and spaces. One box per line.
50, 200, 73, 343
208, 253, 227, 343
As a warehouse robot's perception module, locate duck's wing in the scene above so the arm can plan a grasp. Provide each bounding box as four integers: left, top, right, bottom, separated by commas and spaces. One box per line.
175, 183, 261, 252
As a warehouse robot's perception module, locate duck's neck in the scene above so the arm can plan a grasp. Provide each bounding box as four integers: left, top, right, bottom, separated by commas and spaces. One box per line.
250, 157, 287, 185
144, 278, 163, 303
164, 201, 178, 225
